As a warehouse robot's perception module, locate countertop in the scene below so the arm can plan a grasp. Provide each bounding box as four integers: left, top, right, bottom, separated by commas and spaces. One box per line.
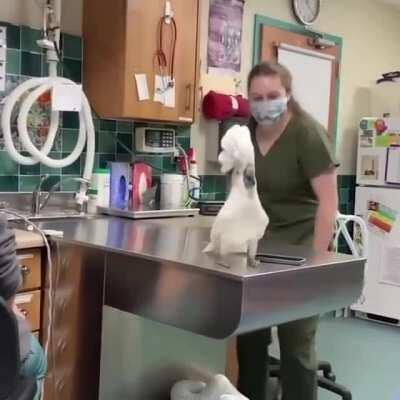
11, 215, 212, 250
14, 228, 44, 249
11, 214, 366, 337
33, 215, 363, 281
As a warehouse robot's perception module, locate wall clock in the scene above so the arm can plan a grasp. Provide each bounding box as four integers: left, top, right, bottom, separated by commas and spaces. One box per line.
292, 0, 321, 26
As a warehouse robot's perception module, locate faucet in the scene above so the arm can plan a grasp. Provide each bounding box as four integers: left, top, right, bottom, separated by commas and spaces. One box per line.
31, 174, 51, 216
31, 175, 91, 215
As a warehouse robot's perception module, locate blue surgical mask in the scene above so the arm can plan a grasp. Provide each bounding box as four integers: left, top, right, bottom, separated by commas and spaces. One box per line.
250, 97, 289, 126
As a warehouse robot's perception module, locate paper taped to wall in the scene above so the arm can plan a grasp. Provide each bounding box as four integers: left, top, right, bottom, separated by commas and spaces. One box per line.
52, 82, 82, 112
135, 74, 150, 101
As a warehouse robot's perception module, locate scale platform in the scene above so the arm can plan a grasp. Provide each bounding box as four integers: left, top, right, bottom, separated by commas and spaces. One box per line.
98, 206, 199, 219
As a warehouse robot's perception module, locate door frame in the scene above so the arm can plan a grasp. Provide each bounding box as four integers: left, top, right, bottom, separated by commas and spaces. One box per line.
252, 15, 343, 153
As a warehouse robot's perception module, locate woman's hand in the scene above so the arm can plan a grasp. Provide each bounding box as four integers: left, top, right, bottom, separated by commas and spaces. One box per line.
311, 168, 338, 252
12, 301, 27, 319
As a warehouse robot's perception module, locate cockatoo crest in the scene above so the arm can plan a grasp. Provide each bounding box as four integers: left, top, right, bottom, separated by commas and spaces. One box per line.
218, 124, 255, 175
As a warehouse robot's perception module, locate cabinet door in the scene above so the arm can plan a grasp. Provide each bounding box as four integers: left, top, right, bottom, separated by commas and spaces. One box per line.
172, 0, 200, 123
124, 0, 199, 123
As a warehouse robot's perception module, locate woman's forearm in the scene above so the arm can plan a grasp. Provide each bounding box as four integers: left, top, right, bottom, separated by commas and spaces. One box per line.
313, 203, 337, 252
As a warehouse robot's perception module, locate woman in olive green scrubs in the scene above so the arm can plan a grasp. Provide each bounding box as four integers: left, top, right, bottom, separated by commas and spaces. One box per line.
237, 62, 338, 400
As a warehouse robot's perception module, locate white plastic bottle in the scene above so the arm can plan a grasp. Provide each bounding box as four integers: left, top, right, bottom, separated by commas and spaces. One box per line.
91, 168, 111, 208
87, 189, 98, 214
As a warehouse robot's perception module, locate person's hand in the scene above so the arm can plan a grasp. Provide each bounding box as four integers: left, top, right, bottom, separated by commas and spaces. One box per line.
12, 302, 26, 319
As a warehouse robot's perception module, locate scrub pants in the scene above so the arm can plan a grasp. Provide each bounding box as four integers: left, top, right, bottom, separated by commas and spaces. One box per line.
237, 316, 319, 400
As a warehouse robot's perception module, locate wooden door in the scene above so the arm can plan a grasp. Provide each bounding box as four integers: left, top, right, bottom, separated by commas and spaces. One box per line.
260, 26, 340, 139
124, 0, 200, 123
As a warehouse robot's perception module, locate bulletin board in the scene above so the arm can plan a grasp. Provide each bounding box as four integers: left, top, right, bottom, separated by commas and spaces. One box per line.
252, 15, 343, 151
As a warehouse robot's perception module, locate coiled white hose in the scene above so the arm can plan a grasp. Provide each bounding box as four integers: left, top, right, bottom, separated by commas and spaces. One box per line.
1, 0, 94, 207
1, 75, 95, 206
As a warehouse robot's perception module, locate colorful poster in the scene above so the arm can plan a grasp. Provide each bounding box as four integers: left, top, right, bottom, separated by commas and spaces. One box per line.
367, 201, 398, 234
207, 0, 244, 76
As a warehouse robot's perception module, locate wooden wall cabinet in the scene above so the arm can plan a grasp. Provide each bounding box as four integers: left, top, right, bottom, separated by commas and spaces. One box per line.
83, 0, 200, 124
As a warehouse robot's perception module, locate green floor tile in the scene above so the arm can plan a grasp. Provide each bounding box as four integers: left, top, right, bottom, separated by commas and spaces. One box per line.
62, 33, 82, 59
19, 175, 40, 192
0, 151, 18, 175
0, 176, 19, 192
316, 318, 400, 400
6, 49, 20, 75
20, 26, 42, 53
21, 52, 42, 77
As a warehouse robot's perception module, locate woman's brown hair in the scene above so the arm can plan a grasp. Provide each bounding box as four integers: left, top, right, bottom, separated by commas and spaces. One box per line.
247, 62, 303, 116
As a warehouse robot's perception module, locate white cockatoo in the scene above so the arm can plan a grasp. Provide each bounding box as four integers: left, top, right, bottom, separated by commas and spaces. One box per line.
203, 124, 269, 267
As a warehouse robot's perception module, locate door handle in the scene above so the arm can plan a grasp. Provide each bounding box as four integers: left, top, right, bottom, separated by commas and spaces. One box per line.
185, 84, 192, 111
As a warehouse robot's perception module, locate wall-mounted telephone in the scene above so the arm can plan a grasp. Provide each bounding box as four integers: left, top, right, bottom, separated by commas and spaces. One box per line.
135, 127, 176, 154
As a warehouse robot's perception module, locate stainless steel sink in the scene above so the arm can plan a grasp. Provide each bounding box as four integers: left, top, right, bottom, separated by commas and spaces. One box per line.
0, 207, 97, 222
0, 193, 97, 222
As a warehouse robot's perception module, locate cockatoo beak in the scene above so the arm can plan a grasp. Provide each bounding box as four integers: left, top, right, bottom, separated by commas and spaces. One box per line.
243, 165, 256, 189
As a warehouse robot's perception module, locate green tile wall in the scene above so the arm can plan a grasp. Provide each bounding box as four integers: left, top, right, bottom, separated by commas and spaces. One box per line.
0, 23, 191, 192
337, 175, 357, 254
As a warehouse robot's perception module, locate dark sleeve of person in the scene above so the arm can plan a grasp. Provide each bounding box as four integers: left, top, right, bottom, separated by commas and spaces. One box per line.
0, 216, 21, 300
297, 117, 339, 179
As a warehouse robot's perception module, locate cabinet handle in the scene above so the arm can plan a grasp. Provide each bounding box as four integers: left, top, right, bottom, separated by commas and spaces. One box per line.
20, 265, 31, 276
185, 84, 192, 111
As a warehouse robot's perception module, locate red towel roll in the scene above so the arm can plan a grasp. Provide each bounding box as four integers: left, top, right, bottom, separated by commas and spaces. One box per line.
235, 95, 250, 118
202, 91, 250, 121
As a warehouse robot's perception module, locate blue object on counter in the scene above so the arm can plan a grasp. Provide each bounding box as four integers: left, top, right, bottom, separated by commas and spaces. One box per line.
109, 162, 131, 209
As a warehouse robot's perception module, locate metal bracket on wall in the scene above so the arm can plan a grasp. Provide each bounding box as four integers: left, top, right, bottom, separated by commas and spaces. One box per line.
0, 26, 7, 92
